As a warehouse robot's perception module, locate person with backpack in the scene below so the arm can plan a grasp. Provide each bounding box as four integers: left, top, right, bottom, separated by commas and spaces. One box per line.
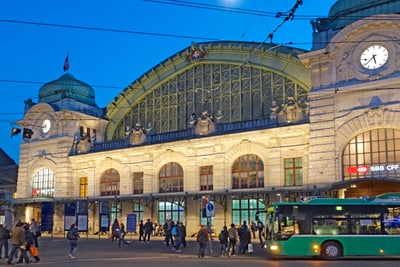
218, 225, 229, 256
0, 224, 10, 259
67, 223, 79, 259
196, 226, 210, 258
227, 223, 238, 256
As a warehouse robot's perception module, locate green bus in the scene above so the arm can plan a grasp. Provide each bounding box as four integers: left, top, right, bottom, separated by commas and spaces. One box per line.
261, 193, 400, 260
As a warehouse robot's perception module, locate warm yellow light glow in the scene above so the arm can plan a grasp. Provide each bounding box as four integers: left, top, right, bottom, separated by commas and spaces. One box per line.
379, 249, 384, 253
270, 244, 279, 251
313, 244, 320, 253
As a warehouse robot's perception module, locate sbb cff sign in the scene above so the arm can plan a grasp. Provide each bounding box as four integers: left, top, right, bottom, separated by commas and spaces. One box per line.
347, 166, 368, 174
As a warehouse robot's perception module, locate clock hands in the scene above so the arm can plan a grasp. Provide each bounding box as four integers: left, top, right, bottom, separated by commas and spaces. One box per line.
363, 54, 376, 65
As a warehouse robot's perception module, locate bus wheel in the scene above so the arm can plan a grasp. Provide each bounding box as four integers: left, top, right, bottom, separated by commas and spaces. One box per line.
321, 241, 341, 260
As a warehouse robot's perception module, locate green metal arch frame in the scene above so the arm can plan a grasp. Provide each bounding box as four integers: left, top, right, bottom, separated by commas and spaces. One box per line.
105, 41, 311, 140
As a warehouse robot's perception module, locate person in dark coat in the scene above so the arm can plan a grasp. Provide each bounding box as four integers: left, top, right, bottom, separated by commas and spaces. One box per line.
143, 219, 154, 242
238, 221, 251, 254
0, 224, 10, 259
139, 220, 145, 242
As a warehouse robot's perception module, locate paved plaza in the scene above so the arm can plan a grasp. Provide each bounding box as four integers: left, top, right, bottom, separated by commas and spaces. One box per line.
1, 234, 267, 266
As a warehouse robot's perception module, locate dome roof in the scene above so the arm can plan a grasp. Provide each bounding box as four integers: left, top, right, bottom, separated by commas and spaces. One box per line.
38, 73, 97, 107
327, 0, 400, 31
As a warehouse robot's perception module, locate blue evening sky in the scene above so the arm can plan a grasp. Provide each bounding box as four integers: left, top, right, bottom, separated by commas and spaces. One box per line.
0, 0, 337, 162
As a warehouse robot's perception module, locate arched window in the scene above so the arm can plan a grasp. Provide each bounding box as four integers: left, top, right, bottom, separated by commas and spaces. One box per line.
232, 154, 264, 189
31, 168, 55, 198
343, 128, 400, 180
100, 168, 120, 196
159, 162, 184, 193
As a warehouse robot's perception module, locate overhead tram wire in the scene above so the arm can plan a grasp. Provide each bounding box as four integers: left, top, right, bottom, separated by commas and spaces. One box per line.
0, 19, 220, 42
143, 0, 280, 17
143, 0, 400, 22
240, 0, 303, 68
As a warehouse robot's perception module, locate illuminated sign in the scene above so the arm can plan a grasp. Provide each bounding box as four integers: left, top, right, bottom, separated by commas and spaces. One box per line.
370, 164, 400, 172
347, 166, 368, 174
348, 164, 400, 174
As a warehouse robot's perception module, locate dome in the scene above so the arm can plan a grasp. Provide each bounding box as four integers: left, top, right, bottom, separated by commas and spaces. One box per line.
38, 73, 97, 107
317, 0, 400, 32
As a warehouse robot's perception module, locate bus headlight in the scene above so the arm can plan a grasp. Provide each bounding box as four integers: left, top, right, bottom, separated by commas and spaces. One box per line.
270, 244, 279, 252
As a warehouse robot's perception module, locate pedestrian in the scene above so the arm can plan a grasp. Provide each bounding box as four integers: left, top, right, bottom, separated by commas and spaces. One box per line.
250, 221, 257, 239
67, 223, 79, 259
163, 220, 174, 247
181, 222, 187, 248
238, 221, 251, 254
139, 220, 145, 242
30, 218, 40, 247
7, 221, 29, 265
172, 222, 183, 252
143, 219, 153, 242
111, 219, 120, 241
118, 222, 130, 247
257, 219, 264, 245
196, 226, 210, 258
218, 225, 229, 256
227, 223, 238, 256
19, 223, 40, 263
0, 224, 10, 259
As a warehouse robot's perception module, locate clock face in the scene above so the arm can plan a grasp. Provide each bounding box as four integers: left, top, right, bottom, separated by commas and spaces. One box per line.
41, 119, 51, 134
360, 45, 389, 70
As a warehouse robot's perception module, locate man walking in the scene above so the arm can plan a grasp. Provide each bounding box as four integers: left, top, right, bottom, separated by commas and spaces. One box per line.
7, 221, 29, 265
67, 223, 79, 259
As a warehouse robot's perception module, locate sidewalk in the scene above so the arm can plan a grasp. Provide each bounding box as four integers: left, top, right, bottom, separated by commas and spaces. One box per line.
16, 234, 267, 264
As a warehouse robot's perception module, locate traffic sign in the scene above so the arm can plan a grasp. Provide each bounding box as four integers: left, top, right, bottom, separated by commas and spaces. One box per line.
206, 201, 215, 217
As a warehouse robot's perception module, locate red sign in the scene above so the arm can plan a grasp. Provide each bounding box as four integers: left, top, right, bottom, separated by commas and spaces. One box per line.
347, 166, 368, 174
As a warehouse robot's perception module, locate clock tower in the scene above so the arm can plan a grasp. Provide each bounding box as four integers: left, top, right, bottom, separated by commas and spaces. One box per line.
300, 1, 400, 196
16, 73, 108, 201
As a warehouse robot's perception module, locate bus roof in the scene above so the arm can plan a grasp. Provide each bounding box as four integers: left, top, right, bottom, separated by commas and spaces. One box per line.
268, 192, 400, 209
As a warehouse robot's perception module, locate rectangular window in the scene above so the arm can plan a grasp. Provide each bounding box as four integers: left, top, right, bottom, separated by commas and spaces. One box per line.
284, 157, 303, 187
133, 172, 144, 194
79, 177, 88, 198
200, 166, 213, 191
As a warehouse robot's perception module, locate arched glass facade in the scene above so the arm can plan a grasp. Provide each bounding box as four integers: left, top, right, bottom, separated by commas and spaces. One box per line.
31, 168, 55, 198
343, 128, 400, 180
112, 64, 308, 139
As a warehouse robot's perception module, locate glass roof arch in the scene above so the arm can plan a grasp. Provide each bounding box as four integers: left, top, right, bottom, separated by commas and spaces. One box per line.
105, 41, 311, 141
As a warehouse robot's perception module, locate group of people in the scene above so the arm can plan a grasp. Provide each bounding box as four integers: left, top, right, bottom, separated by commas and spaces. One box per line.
138, 219, 155, 243
0, 219, 41, 265
198, 219, 265, 258
161, 220, 187, 252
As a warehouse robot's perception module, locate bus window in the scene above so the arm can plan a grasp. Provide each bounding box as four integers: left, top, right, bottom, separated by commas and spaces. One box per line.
384, 218, 400, 235
312, 219, 338, 235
